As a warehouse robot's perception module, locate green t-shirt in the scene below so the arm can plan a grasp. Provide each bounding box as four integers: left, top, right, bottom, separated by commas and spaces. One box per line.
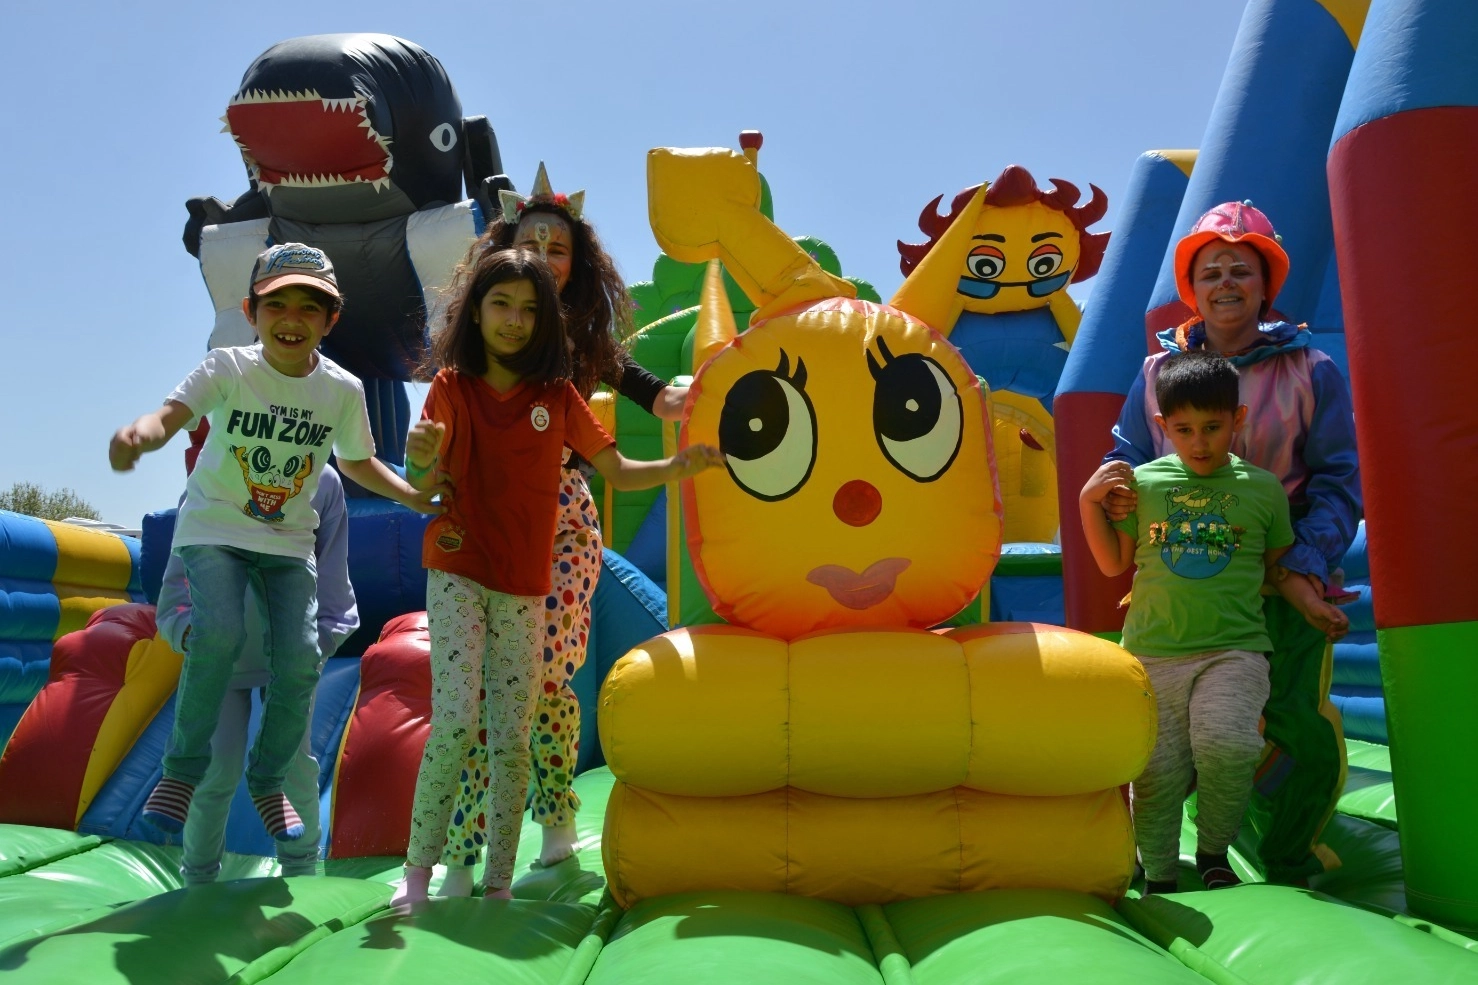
1113, 454, 1294, 658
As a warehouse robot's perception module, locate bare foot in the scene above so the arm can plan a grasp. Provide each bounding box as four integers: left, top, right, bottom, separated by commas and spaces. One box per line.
483, 887, 513, 901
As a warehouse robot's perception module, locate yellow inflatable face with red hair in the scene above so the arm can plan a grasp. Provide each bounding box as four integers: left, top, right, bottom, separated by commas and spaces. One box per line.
683, 296, 1001, 639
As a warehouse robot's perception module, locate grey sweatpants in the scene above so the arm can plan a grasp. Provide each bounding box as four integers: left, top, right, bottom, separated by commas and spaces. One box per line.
1132, 649, 1271, 883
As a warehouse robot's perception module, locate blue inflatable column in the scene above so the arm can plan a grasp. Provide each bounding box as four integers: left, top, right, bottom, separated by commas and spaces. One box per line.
1056, 150, 1194, 635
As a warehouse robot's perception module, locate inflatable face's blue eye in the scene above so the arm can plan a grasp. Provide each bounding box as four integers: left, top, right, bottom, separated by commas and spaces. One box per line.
250, 446, 273, 474
867, 339, 962, 482
718, 351, 817, 502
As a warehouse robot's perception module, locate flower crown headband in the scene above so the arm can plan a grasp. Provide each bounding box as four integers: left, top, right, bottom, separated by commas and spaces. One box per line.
497, 161, 586, 225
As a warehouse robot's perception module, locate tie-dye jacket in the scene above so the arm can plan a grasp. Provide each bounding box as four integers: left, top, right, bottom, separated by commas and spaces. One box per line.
1106, 320, 1362, 587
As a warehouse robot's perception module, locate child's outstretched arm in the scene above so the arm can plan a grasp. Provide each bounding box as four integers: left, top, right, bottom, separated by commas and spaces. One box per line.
337, 455, 447, 515
589, 443, 724, 492
1079, 461, 1137, 577
1267, 547, 1349, 642
109, 400, 195, 471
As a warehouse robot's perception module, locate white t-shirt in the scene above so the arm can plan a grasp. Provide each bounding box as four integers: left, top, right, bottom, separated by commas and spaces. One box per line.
168, 345, 376, 559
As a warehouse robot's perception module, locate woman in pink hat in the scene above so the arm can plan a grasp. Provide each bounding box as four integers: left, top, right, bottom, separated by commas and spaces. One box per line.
1104, 201, 1362, 888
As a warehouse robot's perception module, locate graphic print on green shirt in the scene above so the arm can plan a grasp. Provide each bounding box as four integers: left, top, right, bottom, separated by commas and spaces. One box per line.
1114, 454, 1294, 658
1149, 484, 1243, 579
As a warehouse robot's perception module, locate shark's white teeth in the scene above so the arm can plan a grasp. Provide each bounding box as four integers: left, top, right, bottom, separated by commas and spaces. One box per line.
372, 177, 390, 192
275, 171, 356, 188
320, 95, 365, 113
229, 87, 324, 105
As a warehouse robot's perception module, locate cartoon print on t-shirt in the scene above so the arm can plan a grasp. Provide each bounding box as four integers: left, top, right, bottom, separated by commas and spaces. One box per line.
232, 445, 314, 522
1147, 485, 1241, 580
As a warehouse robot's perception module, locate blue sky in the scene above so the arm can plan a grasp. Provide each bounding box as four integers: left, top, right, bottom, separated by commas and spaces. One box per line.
0, 1, 1247, 526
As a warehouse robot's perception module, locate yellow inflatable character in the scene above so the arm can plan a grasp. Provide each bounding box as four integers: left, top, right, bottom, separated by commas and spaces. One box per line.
892, 166, 1110, 543
597, 146, 1152, 910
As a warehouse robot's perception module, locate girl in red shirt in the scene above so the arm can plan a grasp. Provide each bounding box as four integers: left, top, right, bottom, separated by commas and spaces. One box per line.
439, 167, 688, 886
393, 248, 719, 906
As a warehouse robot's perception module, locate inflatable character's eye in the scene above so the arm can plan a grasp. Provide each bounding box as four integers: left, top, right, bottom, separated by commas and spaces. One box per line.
718, 350, 818, 501
249, 446, 273, 473
965, 244, 1006, 280
867, 338, 962, 482
429, 122, 458, 152
1027, 243, 1064, 278
282, 455, 303, 477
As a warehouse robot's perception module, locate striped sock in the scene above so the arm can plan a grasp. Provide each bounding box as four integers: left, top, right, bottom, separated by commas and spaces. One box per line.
252, 792, 305, 840
142, 777, 194, 833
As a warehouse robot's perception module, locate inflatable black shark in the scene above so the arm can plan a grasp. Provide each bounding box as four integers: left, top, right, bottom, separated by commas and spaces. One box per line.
184, 34, 511, 465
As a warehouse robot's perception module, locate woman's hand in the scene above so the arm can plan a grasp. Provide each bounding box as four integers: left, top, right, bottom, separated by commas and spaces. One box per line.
1299, 597, 1350, 642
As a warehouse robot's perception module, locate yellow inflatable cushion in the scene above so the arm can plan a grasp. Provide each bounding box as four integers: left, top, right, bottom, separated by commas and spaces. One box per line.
598, 622, 1155, 799
602, 781, 1134, 908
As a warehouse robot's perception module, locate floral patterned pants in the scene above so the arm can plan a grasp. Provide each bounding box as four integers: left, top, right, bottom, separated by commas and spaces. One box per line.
441, 469, 602, 868
406, 570, 540, 891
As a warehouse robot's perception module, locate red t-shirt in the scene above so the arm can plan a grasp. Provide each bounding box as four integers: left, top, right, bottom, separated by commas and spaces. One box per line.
420, 370, 615, 596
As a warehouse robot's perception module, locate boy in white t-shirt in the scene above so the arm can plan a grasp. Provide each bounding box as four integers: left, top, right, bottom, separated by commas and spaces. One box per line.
110, 243, 443, 841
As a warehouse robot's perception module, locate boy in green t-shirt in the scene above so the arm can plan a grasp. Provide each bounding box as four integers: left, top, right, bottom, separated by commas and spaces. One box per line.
1080, 351, 1347, 895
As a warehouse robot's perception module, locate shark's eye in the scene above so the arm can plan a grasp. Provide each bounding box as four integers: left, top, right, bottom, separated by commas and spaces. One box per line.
868, 339, 962, 482
718, 351, 817, 501
249, 446, 273, 473
965, 244, 1006, 280
429, 122, 458, 152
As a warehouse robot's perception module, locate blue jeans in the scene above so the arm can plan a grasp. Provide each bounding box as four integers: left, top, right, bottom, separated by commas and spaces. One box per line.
169, 545, 320, 796
180, 686, 323, 884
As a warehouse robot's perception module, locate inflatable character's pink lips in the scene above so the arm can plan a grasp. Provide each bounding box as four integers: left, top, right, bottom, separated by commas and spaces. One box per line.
805, 558, 911, 610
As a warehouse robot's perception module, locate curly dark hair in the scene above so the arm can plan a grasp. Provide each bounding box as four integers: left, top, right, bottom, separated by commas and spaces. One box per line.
479, 202, 630, 400
427, 248, 570, 387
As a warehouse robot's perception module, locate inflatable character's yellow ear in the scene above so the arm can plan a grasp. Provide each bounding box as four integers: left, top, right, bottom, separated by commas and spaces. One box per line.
889, 183, 989, 338
692, 260, 738, 374
648, 148, 855, 322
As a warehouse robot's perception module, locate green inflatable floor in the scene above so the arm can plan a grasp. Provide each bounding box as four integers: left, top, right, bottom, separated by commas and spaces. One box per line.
2, 765, 1475, 984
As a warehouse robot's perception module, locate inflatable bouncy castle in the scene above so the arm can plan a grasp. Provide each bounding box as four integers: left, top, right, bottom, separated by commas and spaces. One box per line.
2, 3, 1478, 981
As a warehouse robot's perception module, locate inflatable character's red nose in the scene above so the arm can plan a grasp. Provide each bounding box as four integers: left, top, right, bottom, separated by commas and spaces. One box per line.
833, 480, 882, 527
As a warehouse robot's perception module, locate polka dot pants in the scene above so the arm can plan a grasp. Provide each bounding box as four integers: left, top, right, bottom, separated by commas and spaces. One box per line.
441, 469, 601, 867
